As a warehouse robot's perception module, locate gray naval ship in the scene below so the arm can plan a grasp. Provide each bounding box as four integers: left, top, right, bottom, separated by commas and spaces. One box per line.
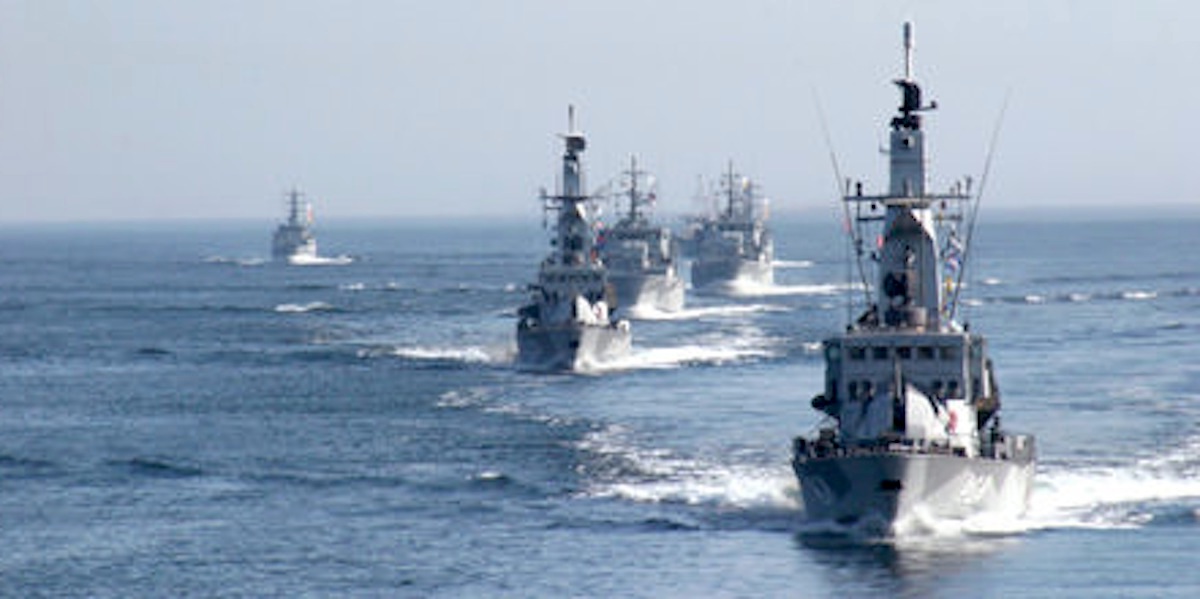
516, 108, 632, 372
271, 188, 318, 263
689, 163, 774, 290
791, 23, 1035, 533
599, 156, 685, 315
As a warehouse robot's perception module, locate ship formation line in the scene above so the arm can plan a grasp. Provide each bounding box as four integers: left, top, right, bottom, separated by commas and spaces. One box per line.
259, 21, 1037, 537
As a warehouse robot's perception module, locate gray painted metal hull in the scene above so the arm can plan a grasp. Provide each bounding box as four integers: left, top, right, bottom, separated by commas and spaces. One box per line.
272, 227, 315, 262
793, 451, 1034, 532
609, 272, 685, 315
690, 258, 773, 290
515, 323, 631, 372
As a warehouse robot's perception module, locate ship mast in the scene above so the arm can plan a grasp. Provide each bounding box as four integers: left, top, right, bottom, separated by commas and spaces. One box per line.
624, 155, 641, 223
722, 160, 738, 219
843, 22, 971, 333
888, 20, 931, 198
903, 20, 914, 82
285, 188, 305, 226
543, 105, 597, 268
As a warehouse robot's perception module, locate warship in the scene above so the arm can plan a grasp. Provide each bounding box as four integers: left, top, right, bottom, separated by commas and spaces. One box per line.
599, 156, 685, 315
271, 188, 318, 263
689, 163, 774, 290
515, 108, 632, 371
791, 23, 1035, 534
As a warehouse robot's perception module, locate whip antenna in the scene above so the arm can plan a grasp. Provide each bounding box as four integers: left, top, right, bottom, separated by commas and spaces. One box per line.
813, 88, 872, 311
949, 90, 1010, 321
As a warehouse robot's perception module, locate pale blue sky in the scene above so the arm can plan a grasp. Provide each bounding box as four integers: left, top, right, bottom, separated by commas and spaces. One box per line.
1, 1, 1197, 222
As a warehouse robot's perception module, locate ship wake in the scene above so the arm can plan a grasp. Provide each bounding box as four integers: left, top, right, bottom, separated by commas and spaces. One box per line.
579, 325, 780, 373
1027, 437, 1200, 531
575, 425, 799, 517
796, 437, 1200, 540
722, 280, 841, 298
287, 254, 354, 266
624, 303, 785, 321
203, 255, 267, 267
359, 343, 514, 367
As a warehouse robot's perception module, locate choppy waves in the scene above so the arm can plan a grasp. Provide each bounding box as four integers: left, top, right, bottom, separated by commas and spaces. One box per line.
575, 425, 798, 512
978, 288, 1177, 305
203, 255, 267, 267
274, 301, 338, 313
626, 303, 786, 322
578, 325, 782, 374
383, 345, 511, 366
1029, 437, 1200, 530
722, 280, 842, 298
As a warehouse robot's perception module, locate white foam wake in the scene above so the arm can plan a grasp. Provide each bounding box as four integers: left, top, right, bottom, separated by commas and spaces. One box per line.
435, 387, 495, 409
580, 327, 780, 373
204, 256, 266, 267
387, 345, 510, 364
577, 425, 799, 510
723, 280, 841, 298
1027, 452, 1200, 530
773, 259, 815, 269
1120, 290, 1157, 301
597, 344, 774, 372
274, 301, 336, 313
890, 440, 1200, 537
626, 303, 785, 321
288, 254, 354, 266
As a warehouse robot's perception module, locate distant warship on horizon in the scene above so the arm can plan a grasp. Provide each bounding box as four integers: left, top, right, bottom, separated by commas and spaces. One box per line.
598, 156, 685, 316
515, 107, 632, 372
688, 162, 774, 291
271, 188, 317, 264
791, 22, 1035, 535
270, 189, 351, 266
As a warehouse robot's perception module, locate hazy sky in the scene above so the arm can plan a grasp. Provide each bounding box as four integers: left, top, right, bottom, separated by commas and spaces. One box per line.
1, 1, 1197, 222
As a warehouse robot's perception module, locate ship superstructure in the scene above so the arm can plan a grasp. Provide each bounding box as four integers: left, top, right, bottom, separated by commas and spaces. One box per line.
516, 107, 632, 371
271, 188, 318, 263
689, 163, 774, 290
599, 156, 685, 315
791, 23, 1035, 534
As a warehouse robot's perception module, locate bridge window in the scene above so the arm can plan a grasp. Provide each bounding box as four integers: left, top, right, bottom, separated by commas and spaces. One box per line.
872, 347, 889, 360
896, 347, 912, 360
918, 346, 935, 360
849, 347, 866, 361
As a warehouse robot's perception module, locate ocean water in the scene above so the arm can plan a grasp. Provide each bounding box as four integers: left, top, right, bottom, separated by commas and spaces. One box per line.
1, 214, 1198, 597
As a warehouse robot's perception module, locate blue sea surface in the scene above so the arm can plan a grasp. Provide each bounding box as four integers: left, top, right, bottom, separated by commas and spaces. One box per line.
1, 214, 1198, 597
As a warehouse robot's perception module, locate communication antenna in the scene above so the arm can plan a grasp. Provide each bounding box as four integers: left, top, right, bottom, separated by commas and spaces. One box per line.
949, 90, 1010, 322
903, 21, 914, 81
813, 88, 872, 316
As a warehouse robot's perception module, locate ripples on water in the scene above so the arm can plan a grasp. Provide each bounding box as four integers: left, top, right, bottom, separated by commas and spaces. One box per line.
0, 218, 1198, 597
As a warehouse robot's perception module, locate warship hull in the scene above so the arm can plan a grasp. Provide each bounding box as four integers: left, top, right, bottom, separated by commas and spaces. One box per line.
690, 258, 773, 290
272, 234, 316, 263
516, 322, 631, 372
609, 272, 685, 315
793, 450, 1034, 533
